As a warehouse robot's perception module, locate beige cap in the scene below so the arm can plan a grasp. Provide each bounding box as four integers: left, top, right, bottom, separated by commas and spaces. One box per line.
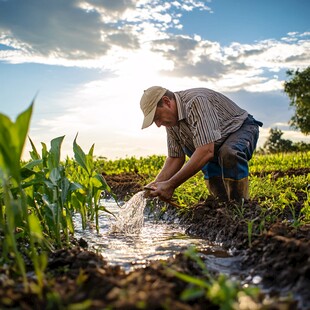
140, 86, 167, 129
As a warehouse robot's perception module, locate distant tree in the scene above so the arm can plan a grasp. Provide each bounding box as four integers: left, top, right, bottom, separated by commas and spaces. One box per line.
284, 66, 310, 134
263, 128, 295, 153
262, 127, 310, 154
293, 141, 310, 152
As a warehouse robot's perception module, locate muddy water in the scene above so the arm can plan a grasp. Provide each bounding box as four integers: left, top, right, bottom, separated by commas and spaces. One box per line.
73, 198, 240, 274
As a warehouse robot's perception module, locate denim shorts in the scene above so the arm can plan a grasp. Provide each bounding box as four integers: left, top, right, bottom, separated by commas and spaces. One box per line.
201, 115, 262, 180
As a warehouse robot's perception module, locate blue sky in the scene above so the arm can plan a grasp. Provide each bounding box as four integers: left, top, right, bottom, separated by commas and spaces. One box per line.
0, 0, 309, 160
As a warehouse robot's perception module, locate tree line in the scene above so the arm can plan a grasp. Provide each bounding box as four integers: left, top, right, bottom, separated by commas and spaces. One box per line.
259, 66, 310, 154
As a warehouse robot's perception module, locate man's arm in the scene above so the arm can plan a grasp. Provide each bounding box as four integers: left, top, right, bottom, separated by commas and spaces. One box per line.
149, 142, 214, 200
154, 155, 185, 182
144, 155, 185, 197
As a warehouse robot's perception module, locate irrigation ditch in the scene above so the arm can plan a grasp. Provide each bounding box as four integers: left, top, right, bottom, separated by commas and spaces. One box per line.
0, 170, 309, 309
93, 171, 310, 309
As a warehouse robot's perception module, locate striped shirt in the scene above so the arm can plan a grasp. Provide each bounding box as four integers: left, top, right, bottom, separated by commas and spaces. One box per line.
166, 88, 248, 157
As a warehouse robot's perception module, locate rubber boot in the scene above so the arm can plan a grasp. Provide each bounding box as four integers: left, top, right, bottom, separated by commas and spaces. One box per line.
205, 176, 228, 201
223, 177, 249, 202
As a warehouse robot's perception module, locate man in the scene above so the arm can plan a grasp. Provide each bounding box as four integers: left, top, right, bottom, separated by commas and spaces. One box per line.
140, 86, 263, 203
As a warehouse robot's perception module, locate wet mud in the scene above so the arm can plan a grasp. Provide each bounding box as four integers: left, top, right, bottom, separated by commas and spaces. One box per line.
0, 170, 309, 309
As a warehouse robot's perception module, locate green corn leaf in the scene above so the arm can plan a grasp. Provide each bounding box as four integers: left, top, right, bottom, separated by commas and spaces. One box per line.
41, 142, 48, 167
29, 213, 44, 241
66, 211, 74, 234
180, 287, 205, 301
49, 167, 61, 185
91, 174, 105, 189
43, 178, 56, 190
15, 102, 33, 156
60, 177, 74, 206
0, 102, 33, 181
20, 167, 36, 179
48, 136, 65, 169
94, 174, 111, 192
98, 206, 116, 218
167, 268, 210, 289
69, 182, 84, 192
23, 159, 43, 170
73, 134, 89, 174
88, 143, 95, 157
0, 115, 16, 171
28, 136, 41, 160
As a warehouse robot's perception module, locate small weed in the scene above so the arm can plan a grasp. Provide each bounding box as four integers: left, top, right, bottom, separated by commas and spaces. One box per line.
167, 246, 260, 309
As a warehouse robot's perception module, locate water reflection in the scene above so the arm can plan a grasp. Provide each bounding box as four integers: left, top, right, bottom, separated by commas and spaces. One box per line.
73, 198, 234, 273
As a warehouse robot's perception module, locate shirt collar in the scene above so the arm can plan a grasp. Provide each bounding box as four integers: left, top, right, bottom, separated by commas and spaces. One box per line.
174, 92, 186, 121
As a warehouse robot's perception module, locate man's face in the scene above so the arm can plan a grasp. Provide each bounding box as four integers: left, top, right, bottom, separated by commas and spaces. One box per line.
153, 97, 178, 128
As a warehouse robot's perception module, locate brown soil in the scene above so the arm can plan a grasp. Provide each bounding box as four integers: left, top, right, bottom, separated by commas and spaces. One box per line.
0, 170, 309, 309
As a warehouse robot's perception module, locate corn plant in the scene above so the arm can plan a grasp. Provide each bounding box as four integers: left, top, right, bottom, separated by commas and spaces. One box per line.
22, 135, 83, 248
299, 183, 310, 221
0, 102, 116, 293
0, 102, 47, 292
71, 134, 114, 233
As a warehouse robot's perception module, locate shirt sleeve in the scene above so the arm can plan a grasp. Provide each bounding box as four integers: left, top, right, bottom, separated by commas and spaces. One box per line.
188, 96, 221, 146
166, 127, 185, 157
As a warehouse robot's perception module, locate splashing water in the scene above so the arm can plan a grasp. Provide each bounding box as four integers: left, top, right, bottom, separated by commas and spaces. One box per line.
110, 191, 147, 234
72, 195, 236, 273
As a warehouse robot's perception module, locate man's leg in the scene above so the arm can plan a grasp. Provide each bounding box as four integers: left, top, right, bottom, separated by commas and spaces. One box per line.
217, 116, 260, 202
202, 159, 228, 201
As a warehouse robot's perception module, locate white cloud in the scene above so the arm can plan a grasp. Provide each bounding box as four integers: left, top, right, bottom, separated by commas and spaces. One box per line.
282, 130, 310, 143
1, 0, 308, 94
2, 0, 309, 160
244, 78, 284, 92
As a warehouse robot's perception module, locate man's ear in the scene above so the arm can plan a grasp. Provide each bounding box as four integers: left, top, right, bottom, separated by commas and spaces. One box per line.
162, 96, 171, 107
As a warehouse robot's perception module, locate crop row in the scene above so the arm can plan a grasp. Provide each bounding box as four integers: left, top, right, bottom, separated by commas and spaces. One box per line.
0, 103, 309, 306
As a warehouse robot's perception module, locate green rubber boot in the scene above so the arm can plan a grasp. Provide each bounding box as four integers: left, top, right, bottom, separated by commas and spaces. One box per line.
223, 177, 249, 202
205, 176, 229, 202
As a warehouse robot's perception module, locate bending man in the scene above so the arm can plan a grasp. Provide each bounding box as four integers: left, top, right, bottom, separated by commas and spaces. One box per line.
140, 86, 263, 203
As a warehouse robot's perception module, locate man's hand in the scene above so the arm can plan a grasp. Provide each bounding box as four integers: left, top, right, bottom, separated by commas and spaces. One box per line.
143, 183, 157, 198
146, 180, 175, 201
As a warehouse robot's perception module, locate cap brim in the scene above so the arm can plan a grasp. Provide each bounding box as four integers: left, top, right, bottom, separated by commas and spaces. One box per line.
141, 105, 157, 129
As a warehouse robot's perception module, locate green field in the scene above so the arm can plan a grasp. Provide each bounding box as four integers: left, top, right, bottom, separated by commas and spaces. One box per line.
1, 104, 309, 309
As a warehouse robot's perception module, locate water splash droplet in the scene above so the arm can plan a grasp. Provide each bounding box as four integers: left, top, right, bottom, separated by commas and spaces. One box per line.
110, 191, 147, 234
